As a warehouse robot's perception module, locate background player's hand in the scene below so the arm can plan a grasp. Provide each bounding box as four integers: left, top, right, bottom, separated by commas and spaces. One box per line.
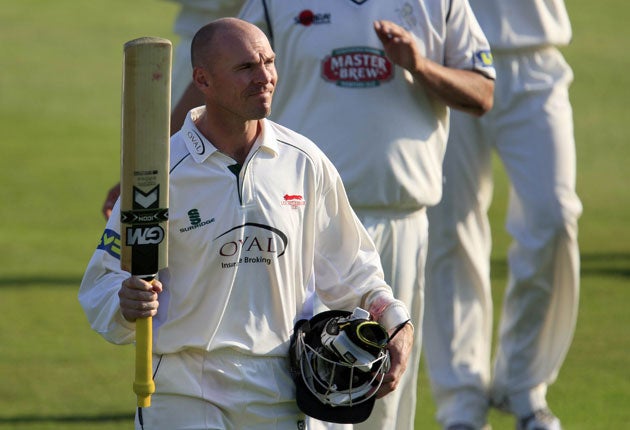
373, 20, 426, 74
375, 322, 414, 398
118, 276, 162, 322
102, 183, 121, 220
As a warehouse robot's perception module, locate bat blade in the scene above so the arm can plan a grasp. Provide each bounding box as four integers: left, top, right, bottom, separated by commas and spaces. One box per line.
119, 36, 172, 408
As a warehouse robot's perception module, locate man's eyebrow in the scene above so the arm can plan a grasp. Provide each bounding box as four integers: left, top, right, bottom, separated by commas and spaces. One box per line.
234, 53, 275, 68
233, 56, 258, 69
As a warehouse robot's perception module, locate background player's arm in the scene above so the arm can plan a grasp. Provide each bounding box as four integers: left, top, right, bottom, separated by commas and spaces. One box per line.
171, 81, 204, 133
412, 63, 494, 117
374, 20, 494, 117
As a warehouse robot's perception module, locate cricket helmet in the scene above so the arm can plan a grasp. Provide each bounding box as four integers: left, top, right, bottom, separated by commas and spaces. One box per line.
289, 307, 390, 423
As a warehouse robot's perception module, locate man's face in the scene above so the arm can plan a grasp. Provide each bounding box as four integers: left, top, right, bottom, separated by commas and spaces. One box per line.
200, 28, 277, 122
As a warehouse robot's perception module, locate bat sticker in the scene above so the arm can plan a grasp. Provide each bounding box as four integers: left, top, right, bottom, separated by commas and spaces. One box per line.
125, 226, 165, 246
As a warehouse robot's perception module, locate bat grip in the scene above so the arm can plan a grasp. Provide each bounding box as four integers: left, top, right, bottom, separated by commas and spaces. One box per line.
133, 316, 155, 407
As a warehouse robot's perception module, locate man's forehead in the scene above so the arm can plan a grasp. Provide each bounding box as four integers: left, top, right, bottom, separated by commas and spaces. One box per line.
219, 28, 271, 52
216, 33, 273, 62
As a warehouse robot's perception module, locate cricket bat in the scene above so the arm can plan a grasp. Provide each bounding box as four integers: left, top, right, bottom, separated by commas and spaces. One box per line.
119, 37, 172, 408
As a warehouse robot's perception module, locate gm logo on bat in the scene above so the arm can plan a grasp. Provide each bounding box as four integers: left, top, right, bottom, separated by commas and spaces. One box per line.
126, 226, 165, 245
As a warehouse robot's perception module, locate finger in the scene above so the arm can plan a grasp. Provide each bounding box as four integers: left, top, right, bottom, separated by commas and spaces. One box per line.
149, 278, 163, 293
375, 20, 403, 37
120, 277, 159, 301
374, 373, 397, 398
125, 276, 156, 290
374, 21, 393, 44
120, 299, 159, 321
119, 278, 161, 321
373, 20, 384, 34
373, 352, 407, 398
120, 286, 158, 302
119, 294, 160, 311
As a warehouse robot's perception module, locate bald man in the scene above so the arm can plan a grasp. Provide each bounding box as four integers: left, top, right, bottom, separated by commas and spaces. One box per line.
79, 18, 413, 430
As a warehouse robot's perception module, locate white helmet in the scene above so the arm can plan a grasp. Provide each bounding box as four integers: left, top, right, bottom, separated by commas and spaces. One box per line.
289, 308, 390, 424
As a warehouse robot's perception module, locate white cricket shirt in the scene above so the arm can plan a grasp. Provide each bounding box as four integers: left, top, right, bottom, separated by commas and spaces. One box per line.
167, 0, 245, 38
468, 0, 572, 50
79, 110, 409, 356
239, 0, 496, 209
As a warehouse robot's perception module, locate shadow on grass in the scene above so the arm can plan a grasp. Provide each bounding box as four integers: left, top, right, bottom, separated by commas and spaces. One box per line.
579, 252, 630, 277
0, 275, 82, 287
0, 412, 133, 424
490, 252, 630, 279
1, 253, 628, 289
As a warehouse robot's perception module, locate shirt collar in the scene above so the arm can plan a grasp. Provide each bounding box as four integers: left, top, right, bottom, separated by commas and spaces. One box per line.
181, 106, 279, 164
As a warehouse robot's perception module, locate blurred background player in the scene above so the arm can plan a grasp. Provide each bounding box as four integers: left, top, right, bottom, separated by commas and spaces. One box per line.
423, 0, 582, 429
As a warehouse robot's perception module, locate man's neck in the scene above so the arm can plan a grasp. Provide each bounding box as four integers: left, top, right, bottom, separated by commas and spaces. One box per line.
195, 110, 261, 165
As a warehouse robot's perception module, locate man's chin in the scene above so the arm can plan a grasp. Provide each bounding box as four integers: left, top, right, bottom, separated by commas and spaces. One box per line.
246, 108, 272, 121
254, 103, 273, 119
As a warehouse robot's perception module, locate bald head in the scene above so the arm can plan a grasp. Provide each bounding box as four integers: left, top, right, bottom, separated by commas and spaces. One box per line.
191, 18, 269, 70
190, 17, 277, 128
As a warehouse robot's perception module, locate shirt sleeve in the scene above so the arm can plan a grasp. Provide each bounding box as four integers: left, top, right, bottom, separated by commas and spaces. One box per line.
445, 0, 496, 79
311, 157, 411, 331
78, 200, 136, 345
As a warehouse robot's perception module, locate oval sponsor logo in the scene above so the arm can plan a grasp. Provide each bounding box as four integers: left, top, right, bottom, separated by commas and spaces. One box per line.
186, 130, 205, 155
214, 223, 288, 258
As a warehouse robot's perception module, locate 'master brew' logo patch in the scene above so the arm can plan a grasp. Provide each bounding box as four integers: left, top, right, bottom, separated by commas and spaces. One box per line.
321, 47, 393, 88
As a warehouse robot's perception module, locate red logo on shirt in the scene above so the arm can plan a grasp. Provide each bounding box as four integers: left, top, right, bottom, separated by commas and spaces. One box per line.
295, 10, 331, 26
282, 194, 306, 209
322, 47, 393, 88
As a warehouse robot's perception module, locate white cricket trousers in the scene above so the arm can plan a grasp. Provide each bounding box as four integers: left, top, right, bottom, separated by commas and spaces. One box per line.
424, 47, 582, 428
134, 348, 305, 430
309, 208, 428, 430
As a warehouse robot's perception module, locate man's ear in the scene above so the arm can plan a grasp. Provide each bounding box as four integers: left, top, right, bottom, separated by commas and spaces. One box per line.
192, 67, 210, 90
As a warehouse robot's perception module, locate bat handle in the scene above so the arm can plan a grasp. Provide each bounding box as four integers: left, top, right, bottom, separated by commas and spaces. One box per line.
133, 316, 155, 407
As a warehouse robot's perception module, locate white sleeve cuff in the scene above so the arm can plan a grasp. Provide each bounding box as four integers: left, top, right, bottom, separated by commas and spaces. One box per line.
378, 300, 412, 332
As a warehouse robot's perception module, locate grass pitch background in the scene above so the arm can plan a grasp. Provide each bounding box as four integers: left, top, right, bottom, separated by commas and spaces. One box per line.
0, 1, 628, 428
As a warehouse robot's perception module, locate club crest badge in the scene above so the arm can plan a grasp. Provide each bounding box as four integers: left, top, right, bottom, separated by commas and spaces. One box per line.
282, 194, 306, 209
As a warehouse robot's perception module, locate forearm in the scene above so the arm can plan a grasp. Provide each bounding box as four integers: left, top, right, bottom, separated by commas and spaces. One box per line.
373, 20, 495, 116
412, 60, 494, 116
363, 290, 411, 332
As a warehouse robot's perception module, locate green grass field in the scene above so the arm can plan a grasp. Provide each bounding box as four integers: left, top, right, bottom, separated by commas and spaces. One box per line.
1, 1, 628, 428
